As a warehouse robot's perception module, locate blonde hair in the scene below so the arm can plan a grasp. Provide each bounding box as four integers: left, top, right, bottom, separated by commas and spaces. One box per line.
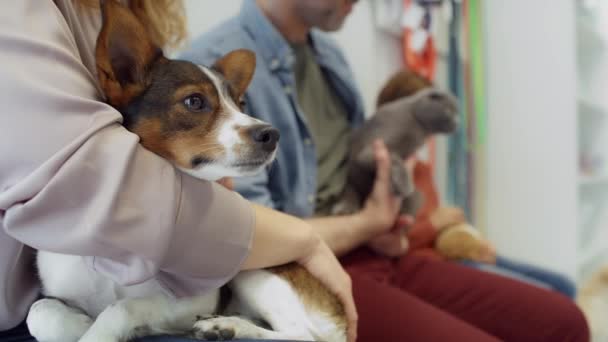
78, 0, 187, 51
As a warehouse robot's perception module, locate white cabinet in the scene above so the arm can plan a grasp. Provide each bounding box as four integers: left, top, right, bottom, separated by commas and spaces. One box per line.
482, 0, 579, 280
482, 0, 608, 283
576, 0, 608, 281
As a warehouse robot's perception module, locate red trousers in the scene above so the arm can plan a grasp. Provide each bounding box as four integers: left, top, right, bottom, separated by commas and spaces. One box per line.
341, 248, 589, 342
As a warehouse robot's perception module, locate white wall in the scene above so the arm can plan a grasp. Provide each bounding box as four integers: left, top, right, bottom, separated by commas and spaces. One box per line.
180, 1, 241, 45
482, 0, 578, 278
331, 1, 404, 115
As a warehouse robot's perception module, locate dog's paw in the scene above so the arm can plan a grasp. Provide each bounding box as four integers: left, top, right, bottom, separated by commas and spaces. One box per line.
192, 317, 237, 341
27, 298, 93, 342
192, 316, 269, 341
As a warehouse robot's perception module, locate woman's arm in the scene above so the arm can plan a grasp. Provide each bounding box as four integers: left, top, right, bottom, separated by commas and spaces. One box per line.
241, 204, 359, 342
0, 0, 248, 291
306, 213, 378, 257
216, 181, 358, 342
241, 203, 319, 269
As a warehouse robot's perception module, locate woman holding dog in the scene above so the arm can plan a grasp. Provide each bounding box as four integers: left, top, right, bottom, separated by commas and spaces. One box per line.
0, 1, 358, 341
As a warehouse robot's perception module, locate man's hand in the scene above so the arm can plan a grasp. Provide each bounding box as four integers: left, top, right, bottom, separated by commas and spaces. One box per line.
429, 206, 466, 231
367, 215, 412, 257
358, 140, 404, 237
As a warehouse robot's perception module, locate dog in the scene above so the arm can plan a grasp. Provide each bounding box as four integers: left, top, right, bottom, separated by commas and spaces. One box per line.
25, 1, 346, 341
330, 70, 460, 217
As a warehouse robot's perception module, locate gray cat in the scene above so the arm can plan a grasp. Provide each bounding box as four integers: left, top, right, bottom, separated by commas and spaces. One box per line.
331, 87, 460, 218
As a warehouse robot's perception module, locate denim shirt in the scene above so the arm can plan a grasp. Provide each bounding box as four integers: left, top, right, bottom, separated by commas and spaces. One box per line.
179, 0, 365, 217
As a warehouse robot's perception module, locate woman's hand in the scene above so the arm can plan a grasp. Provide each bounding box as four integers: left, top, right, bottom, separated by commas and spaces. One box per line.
298, 235, 358, 342
241, 205, 358, 341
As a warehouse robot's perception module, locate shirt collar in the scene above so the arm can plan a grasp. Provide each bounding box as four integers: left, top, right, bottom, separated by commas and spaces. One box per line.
239, 0, 333, 72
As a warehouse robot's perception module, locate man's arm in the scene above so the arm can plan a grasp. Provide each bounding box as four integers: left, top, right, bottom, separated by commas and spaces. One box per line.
308, 141, 405, 256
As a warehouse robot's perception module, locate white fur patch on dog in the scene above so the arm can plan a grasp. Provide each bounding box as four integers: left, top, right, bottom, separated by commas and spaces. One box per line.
179, 163, 242, 181
228, 270, 345, 342
186, 66, 269, 180
27, 298, 93, 342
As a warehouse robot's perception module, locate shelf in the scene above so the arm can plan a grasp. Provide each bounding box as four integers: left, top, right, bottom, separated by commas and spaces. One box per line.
578, 234, 608, 280
577, 17, 608, 50
578, 97, 608, 117
578, 218, 608, 267
579, 241, 608, 268
578, 249, 608, 281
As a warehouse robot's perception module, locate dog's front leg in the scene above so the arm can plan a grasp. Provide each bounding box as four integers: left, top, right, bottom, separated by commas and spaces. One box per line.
78, 292, 219, 342
225, 270, 324, 341
192, 315, 292, 340
27, 298, 93, 342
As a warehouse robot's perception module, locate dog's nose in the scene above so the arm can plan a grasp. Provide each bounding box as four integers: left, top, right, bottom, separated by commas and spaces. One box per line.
249, 125, 280, 152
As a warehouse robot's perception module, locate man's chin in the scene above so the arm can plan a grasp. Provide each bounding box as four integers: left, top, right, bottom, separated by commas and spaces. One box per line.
317, 18, 347, 32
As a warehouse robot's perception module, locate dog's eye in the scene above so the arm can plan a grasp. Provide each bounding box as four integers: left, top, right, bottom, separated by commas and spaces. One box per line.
184, 94, 209, 112
239, 98, 247, 108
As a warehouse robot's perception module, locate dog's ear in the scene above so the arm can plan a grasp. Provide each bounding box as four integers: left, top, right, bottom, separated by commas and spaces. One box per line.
212, 49, 256, 99
95, 0, 164, 109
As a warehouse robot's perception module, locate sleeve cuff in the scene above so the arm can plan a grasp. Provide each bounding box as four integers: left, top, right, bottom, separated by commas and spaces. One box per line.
161, 173, 255, 294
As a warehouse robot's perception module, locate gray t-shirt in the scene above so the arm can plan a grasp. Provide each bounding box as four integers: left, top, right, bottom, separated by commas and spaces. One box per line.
291, 42, 351, 216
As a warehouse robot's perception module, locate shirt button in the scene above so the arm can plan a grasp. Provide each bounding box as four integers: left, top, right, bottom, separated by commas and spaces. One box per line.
270, 58, 280, 70
284, 85, 293, 94
304, 138, 312, 146
307, 195, 315, 204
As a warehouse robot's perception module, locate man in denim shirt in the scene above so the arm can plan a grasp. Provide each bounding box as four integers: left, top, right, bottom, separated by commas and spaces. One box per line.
180, 0, 409, 259
184, 1, 365, 218
180, 1, 590, 341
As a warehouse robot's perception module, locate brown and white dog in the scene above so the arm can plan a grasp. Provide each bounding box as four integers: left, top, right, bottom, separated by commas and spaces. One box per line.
25, 1, 345, 342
